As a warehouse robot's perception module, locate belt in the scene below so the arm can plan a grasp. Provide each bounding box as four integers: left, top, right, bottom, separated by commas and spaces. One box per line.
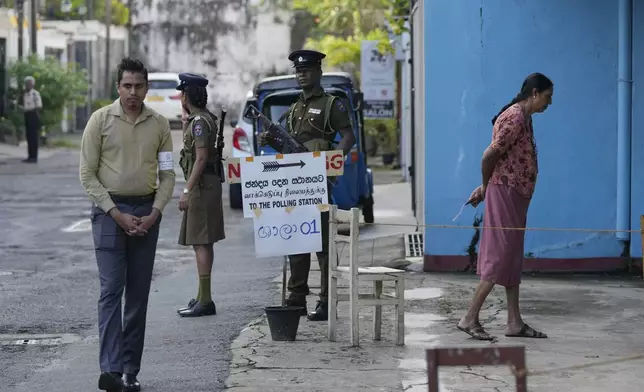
203, 166, 217, 175
110, 193, 155, 205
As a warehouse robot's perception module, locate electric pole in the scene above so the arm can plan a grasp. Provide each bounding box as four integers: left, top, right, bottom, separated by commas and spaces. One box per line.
104, 0, 112, 97
17, 0, 24, 60
127, 0, 133, 56
29, 0, 37, 55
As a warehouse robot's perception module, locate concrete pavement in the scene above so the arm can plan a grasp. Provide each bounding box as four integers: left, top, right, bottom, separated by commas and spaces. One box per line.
224, 183, 644, 391
3, 131, 643, 391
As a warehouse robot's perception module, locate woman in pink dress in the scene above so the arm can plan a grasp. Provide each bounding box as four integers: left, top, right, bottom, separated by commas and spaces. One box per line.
457, 73, 553, 340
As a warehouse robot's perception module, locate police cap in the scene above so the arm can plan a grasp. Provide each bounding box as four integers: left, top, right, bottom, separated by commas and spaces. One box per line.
176, 72, 209, 91
288, 50, 326, 69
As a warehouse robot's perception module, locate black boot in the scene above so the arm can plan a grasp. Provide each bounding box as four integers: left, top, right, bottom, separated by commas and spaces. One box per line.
285, 296, 307, 316
178, 301, 217, 317
176, 298, 197, 314
98, 372, 124, 392
307, 301, 328, 321
123, 374, 141, 392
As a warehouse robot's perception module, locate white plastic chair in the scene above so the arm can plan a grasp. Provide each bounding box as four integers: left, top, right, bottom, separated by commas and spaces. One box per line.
327, 205, 405, 346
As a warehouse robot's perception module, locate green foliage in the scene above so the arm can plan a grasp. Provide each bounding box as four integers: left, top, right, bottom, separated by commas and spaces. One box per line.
259, 0, 410, 155
7, 55, 89, 134
43, 0, 130, 26
366, 118, 398, 154
92, 98, 114, 112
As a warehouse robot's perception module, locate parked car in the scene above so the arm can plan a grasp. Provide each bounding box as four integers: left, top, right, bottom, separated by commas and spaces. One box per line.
228, 90, 255, 209
144, 72, 182, 128
235, 72, 375, 223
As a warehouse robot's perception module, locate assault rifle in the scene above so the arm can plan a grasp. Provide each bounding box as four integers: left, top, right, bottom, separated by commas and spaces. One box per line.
214, 106, 227, 183
244, 104, 339, 189
244, 104, 309, 154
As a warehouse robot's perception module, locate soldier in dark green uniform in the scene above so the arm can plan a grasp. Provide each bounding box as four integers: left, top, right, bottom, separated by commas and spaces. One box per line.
260, 49, 356, 321
176, 73, 226, 318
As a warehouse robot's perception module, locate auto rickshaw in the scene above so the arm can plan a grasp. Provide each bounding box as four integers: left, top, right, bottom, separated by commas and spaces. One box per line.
232, 72, 375, 223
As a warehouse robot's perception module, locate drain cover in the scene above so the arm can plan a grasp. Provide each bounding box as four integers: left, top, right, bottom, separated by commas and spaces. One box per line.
0, 334, 81, 346
405, 233, 424, 258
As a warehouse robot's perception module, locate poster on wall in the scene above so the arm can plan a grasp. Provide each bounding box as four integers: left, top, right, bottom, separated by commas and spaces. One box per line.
360, 40, 396, 119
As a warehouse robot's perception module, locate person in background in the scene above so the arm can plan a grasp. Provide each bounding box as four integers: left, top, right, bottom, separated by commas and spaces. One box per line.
80, 57, 176, 392
457, 73, 553, 341
175, 72, 225, 318
21, 76, 42, 163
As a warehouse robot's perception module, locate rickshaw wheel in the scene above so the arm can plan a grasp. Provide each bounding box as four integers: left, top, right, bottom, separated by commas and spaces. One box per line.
362, 197, 374, 224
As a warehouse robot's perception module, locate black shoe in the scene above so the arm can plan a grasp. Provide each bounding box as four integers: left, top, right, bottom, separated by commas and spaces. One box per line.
98, 372, 124, 392
178, 301, 217, 317
285, 297, 307, 316
307, 301, 328, 321
123, 374, 141, 392
22, 158, 37, 163
177, 298, 197, 313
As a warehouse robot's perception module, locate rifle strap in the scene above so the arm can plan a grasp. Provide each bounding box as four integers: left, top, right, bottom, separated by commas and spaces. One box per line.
323, 95, 337, 136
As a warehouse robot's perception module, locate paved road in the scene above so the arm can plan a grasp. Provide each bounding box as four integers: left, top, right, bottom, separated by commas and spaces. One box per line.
0, 128, 282, 391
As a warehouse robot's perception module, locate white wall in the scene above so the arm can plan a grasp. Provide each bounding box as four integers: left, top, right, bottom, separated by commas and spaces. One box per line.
132, 0, 292, 108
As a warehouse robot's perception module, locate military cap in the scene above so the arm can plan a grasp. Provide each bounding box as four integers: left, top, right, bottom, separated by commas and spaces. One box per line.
176, 72, 209, 91
288, 49, 326, 69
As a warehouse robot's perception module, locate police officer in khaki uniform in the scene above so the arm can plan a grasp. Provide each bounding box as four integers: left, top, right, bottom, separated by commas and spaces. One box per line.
176, 73, 226, 318
260, 50, 356, 321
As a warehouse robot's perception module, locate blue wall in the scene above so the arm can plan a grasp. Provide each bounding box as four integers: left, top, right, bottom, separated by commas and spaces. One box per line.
423, 0, 644, 259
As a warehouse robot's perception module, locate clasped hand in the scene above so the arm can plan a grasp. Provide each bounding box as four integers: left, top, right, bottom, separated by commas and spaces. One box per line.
111, 209, 159, 236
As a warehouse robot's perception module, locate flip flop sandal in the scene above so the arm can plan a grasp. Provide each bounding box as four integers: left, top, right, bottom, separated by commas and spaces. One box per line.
457, 324, 495, 341
505, 324, 548, 338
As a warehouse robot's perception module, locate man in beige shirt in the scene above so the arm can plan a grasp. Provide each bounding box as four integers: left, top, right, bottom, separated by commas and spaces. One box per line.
79, 58, 176, 392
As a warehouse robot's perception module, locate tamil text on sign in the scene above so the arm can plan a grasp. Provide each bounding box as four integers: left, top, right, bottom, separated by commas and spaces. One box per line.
253, 205, 323, 257
240, 152, 328, 218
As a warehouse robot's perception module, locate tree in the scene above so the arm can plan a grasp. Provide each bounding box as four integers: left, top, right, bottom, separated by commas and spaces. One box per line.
259, 0, 409, 159
42, 0, 130, 26
7, 55, 90, 136
287, 0, 408, 75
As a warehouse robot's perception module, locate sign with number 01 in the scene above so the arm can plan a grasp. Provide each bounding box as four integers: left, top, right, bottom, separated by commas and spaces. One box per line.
252, 205, 323, 257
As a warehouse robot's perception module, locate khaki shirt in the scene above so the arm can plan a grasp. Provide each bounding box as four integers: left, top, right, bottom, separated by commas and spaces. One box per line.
180, 110, 219, 180
79, 99, 176, 214
287, 86, 352, 151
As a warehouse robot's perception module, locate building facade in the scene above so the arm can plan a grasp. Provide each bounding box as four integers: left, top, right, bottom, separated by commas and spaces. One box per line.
415, 0, 644, 272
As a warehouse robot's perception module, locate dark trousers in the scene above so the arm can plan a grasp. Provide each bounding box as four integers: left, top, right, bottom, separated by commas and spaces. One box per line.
287, 209, 330, 304
91, 199, 161, 376
24, 111, 40, 160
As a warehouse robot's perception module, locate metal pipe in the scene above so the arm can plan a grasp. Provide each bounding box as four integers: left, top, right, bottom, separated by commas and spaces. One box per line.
29, 0, 37, 55
17, 0, 24, 61
616, 0, 633, 242
408, 0, 417, 217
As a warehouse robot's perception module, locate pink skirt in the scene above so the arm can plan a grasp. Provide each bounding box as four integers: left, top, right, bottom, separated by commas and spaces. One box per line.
477, 184, 531, 287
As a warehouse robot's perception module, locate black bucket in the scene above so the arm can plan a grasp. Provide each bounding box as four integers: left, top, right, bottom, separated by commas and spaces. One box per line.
264, 306, 304, 341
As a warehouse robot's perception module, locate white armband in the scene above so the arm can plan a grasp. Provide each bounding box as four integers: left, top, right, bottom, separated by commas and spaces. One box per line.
158, 151, 174, 171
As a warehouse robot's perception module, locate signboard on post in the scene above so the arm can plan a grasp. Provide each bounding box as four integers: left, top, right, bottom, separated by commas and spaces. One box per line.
225, 150, 345, 185
360, 40, 396, 119
253, 205, 323, 258
240, 151, 328, 219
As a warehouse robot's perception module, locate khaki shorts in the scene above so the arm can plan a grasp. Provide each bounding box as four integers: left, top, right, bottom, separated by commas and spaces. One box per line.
178, 174, 225, 246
